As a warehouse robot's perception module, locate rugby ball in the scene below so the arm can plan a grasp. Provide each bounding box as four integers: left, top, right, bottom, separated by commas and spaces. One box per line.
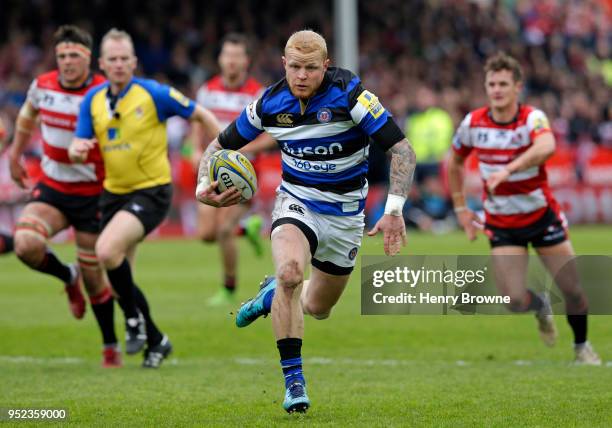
209, 149, 257, 202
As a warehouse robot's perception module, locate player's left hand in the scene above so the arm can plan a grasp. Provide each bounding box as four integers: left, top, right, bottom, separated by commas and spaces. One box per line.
367, 214, 407, 256
196, 179, 242, 207
486, 168, 511, 195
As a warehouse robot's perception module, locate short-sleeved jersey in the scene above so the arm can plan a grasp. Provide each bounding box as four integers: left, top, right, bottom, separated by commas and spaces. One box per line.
27, 70, 106, 196
452, 105, 558, 228
196, 75, 263, 129
75, 77, 195, 194
219, 67, 402, 216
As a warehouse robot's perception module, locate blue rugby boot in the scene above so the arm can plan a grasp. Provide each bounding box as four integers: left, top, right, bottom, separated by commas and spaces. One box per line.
235, 276, 276, 327
283, 380, 310, 413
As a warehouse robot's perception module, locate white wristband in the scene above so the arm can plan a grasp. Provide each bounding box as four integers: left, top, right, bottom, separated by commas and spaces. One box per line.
195, 174, 211, 198
384, 194, 406, 216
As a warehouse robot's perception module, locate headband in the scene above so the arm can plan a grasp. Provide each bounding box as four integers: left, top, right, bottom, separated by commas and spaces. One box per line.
55, 42, 91, 58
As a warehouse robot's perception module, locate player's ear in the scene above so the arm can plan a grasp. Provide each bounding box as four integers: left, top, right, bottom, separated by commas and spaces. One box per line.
323, 58, 330, 70
515, 79, 523, 94
282, 56, 287, 68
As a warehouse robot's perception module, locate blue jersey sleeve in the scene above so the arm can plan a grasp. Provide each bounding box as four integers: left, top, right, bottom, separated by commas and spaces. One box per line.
138, 78, 196, 121
235, 103, 263, 140
218, 98, 264, 149
74, 85, 101, 139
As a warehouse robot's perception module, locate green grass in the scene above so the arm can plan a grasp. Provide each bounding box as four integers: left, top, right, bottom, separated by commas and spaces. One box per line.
1, 226, 611, 427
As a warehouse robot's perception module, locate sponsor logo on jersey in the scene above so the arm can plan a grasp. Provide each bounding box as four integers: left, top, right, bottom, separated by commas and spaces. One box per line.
276, 113, 294, 126
107, 128, 121, 140
292, 158, 337, 172
169, 87, 190, 107
247, 101, 256, 120
357, 90, 384, 119
288, 203, 305, 215
533, 116, 550, 132
282, 142, 342, 158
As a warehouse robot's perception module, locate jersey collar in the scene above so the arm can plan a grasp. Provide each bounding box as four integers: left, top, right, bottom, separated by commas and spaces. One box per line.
57, 72, 94, 92
109, 78, 135, 99
488, 103, 521, 125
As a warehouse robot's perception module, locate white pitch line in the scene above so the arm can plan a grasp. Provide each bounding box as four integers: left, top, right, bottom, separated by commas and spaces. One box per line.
233, 356, 610, 368
0, 356, 83, 365
0, 355, 609, 368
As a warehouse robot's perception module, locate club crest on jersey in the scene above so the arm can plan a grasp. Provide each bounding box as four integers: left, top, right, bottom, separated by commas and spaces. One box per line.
317, 108, 332, 123
135, 106, 144, 118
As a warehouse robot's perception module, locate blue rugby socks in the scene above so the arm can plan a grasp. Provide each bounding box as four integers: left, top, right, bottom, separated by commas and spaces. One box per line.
277, 338, 305, 387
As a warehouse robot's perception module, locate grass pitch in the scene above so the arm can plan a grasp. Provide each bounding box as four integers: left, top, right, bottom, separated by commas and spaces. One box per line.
1, 226, 611, 427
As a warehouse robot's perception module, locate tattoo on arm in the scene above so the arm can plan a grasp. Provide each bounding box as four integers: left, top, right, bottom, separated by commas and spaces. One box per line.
197, 139, 222, 183
388, 139, 416, 197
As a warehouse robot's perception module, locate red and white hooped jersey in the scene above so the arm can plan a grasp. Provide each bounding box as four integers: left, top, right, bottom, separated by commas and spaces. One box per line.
452, 105, 559, 228
196, 75, 263, 129
27, 70, 106, 196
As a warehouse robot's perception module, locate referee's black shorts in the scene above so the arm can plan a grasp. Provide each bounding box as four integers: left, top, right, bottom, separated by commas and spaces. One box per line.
99, 184, 172, 235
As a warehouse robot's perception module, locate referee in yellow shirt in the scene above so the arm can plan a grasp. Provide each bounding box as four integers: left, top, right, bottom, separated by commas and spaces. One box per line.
69, 28, 237, 368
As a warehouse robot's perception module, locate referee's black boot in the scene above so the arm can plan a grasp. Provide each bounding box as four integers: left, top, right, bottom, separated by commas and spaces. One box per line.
142, 335, 172, 368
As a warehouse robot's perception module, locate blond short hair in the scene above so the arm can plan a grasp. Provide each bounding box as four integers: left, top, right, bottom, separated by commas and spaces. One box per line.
285, 30, 327, 60
100, 28, 135, 55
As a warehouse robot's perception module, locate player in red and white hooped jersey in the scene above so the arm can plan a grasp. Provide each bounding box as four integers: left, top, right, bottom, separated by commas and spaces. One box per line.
193, 33, 276, 306
8, 26, 121, 368
25, 69, 105, 195
196, 70, 263, 130
448, 52, 600, 365
453, 105, 560, 229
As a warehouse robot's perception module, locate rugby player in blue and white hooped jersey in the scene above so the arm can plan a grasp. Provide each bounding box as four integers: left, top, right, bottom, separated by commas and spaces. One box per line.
196, 30, 416, 413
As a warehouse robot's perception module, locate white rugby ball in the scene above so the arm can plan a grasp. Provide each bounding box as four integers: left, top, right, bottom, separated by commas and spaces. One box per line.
209, 149, 258, 202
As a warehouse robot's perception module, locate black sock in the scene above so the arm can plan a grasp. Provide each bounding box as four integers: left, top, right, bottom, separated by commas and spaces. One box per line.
107, 259, 138, 319
224, 275, 236, 293
526, 289, 544, 311
133, 284, 163, 347
277, 338, 304, 388
0, 233, 14, 254
90, 289, 117, 345
36, 251, 72, 283
567, 314, 588, 345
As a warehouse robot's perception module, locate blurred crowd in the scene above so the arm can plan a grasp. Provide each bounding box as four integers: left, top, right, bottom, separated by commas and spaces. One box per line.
0, 0, 610, 230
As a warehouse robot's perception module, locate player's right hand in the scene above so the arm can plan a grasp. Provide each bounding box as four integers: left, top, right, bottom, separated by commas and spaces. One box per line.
456, 209, 483, 241
68, 138, 96, 163
196, 179, 242, 207
8, 154, 28, 189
